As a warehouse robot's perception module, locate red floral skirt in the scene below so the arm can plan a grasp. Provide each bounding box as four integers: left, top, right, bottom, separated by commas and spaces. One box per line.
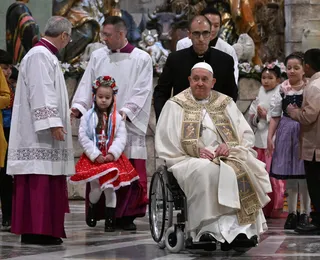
70, 153, 139, 191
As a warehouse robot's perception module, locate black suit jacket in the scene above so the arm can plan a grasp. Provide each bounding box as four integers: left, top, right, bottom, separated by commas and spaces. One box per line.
153, 46, 238, 120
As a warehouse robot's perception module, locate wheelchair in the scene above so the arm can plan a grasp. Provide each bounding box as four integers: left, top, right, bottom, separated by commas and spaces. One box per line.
148, 165, 258, 253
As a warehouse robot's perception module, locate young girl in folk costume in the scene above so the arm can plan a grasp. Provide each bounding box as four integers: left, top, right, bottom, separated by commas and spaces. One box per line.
248, 62, 286, 219
267, 52, 311, 230
70, 76, 139, 232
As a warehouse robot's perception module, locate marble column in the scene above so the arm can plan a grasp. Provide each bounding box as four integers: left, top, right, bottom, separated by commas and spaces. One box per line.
285, 0, 320, 55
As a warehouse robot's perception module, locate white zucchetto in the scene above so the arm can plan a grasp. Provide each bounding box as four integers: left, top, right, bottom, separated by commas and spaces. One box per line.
191, 62, 213, 74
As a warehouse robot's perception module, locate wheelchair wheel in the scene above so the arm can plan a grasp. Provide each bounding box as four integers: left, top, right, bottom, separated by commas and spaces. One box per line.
149, 171, 166, 243
165, 226, 184, 253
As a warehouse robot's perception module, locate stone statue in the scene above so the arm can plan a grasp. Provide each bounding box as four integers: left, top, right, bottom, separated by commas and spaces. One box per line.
233, 33, 255, 63
233, 33, 261, 118
229, 0, 262, 65
52, 0, 101, 65
138, 29, 169, 75
6, 0, 40, 64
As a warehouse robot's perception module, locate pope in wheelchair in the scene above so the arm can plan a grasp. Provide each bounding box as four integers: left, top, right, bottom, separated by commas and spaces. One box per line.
152, 62, 272, 253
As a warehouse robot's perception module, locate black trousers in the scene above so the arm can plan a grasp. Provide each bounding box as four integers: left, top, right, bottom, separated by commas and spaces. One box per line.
0, 127, 13, 221
304, 154, 320, 215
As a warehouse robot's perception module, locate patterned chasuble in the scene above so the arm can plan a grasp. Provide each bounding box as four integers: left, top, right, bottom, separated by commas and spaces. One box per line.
171, 89, 261, 225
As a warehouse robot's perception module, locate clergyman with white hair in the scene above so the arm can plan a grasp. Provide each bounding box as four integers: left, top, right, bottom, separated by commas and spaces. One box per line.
155, 62, 272, 250
7, 16, 75, 245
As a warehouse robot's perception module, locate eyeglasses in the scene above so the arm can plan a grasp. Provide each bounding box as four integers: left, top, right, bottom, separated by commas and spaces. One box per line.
100, 30, 123, 39
100, 32, 112, 39
64, 32, 72, 43
191, 31, 211, 39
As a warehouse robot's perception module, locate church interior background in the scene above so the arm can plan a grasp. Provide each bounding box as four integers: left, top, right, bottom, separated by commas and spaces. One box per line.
1, 0, 320, 259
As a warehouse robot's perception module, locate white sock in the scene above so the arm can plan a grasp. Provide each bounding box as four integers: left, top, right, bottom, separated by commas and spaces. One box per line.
104, 188, 117, 208
89, 180, 102, 204
287, 180, 298, 214
298, 179, 311, 214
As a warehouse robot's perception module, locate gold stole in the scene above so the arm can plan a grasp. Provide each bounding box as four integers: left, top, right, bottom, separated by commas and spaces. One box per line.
171, 89, 260, 225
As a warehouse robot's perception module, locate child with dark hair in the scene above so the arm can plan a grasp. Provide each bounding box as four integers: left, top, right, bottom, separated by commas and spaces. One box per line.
267, 52, 311, 230
0, 49, 15, 231
287, 48, 320, 234
249, 62, 284, 218
70, 76, 139, 232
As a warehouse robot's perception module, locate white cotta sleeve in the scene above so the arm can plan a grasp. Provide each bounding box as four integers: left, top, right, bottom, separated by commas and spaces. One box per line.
155, 100, 188, 168
78, 112, 101, 162
108, 114, 127, 161
270, 90, 282, 117
71, 54, 96, 116
120, 54, 153, 134
26, 52, 63, 132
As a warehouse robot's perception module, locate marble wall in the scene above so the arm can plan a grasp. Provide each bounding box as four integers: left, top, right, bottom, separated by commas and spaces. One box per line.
285, 0, 320, 55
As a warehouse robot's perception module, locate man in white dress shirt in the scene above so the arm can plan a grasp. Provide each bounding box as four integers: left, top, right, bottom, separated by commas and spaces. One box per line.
176, 7, 239, 83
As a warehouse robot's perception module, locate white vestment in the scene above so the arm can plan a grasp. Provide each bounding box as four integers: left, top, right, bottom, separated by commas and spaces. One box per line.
7, 46, 74, 176
155, 91, 272, 243
72, 46, 153, 159
176, 37, 239, 82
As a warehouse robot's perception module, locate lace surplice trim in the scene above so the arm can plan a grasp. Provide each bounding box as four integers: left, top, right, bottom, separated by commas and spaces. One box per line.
8, 148, 74, 161
124, 102, 140, 115
33, 106, 60, 121
126, 134, 146, 147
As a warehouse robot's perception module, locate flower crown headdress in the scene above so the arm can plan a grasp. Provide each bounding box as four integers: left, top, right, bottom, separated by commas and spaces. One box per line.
92, 76, 118, 95
263, 60, 286, 75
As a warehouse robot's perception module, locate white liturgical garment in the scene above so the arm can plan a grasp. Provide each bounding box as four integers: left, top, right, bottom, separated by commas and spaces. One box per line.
72, 46, 153, 159
7, 46, 74, 176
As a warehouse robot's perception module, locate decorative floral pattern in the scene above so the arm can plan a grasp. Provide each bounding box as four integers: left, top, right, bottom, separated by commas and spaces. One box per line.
8, 148, 74, 161
264, 60, 286, 74
124, 102, 140, 115
92, 76, 118, 94
33, 106, 60, 121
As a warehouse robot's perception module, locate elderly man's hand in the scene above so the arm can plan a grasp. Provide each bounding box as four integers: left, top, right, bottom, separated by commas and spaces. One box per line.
199, 148, 214, 160
214, 143, 230, 158
51, 127, 66, 141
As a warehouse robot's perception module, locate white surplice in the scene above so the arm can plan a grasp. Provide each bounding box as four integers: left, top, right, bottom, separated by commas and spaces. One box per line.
176, 37, 239, 82
155, 95, 271, 243
7, 46, 75, 176
72, 46, 153, 159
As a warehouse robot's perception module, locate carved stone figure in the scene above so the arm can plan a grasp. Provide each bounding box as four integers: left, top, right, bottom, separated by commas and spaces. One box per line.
138, 29, 169, 74
233, 34, 261, 117
53, 0, 142, 66
233, 33, 255, 63
53, 0, 101, 65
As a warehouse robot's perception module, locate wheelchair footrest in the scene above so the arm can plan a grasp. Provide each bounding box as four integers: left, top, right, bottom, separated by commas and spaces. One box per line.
185, 239, 216, 251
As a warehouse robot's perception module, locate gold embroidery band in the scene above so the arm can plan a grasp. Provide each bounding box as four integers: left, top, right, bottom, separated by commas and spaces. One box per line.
223, 159, 260, 225
172, 88, 260, 225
